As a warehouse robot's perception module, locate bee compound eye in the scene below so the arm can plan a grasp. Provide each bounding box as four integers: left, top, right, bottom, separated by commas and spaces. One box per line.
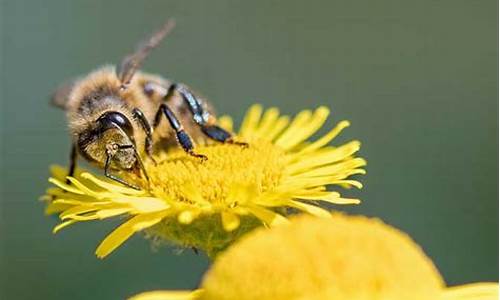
97, 111, 134, 137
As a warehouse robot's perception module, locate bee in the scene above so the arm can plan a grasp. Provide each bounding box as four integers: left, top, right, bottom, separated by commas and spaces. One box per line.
51, 19, 244, 189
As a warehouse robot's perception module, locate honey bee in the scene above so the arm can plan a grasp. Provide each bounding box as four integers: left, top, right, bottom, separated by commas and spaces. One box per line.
51, 19, 244, 189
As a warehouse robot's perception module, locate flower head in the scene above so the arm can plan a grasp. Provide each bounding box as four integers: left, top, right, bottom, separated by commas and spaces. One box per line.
130, 214, 498, 300
42, 105, 366, 258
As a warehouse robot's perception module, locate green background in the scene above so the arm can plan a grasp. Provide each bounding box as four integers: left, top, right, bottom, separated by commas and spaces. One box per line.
1, 0, 497, 299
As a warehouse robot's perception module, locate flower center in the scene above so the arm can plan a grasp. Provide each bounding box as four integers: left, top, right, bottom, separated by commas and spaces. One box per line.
136, 140, 286, 205
200, 214, 445, 300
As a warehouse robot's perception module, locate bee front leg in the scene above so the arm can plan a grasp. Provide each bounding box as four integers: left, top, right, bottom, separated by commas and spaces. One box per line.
66, 144, 78, 184
104, 145, 141, 190
153, 103, 207, 160
132, 108, 155, 162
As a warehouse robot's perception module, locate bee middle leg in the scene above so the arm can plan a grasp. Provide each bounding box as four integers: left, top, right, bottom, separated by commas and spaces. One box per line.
165, 84, 247, 146
132, 108, 155, 162
153, 103, 207, 160
66, 144, 78, 184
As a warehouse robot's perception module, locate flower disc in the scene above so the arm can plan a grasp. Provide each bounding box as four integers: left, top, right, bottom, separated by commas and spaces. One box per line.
200, 214, 445, 300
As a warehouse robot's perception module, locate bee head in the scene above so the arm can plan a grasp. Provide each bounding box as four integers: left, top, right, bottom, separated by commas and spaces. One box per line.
77, 111, 138, 170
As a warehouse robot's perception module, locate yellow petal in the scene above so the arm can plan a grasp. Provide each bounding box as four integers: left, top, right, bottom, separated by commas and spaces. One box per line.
265, 115, 290, 141
113, 196, 170, 213
45, 202, 73, 215
60, 206, 100, 220
275, 106, 330, 150
66, 177, 103, 199
48, 178, 84, 195
441, 283, 499, 300
244, 204, 289, 227
298, 120, 350, 154
46, 189, 99, 202
81, 172, 146, 196
50, 165, 70, 181
286, 200, 331, 218
281, 176, 355, 190
52, 199, 105, 205
95, 207, 132, 219
286, 140, 361, 173
95, 211, 167, 258
217, 115, 233, 132
294, 192, 361, 205
331, 179, 363, 189
287, 157, 366, 177
129, 289, 204, 300
274, 109, 312, 147
253, 107, 280, 138
239, 104, 263, 137
332, 197, 362, 204
293, 191, 360, 205
53, 219, 79, 233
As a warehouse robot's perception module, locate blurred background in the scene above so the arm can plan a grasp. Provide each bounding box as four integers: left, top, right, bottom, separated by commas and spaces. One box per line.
0, 0, 497, 299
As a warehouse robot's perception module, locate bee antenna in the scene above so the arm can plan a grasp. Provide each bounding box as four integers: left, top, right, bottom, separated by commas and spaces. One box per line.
117, 18, 176, 89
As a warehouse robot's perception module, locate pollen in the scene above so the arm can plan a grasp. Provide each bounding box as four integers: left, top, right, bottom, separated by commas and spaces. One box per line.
141, 141, 286, 206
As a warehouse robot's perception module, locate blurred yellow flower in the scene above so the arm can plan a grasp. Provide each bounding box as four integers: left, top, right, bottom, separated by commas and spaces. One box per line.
130, 214, 498, 300
42, 105, 365, 258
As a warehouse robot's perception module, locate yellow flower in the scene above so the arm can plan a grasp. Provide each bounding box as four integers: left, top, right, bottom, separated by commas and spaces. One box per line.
130, 214, 498, 300
42, 105, 366, 258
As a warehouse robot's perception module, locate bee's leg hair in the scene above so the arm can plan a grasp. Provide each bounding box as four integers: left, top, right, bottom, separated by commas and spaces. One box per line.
153, 103, 207, 160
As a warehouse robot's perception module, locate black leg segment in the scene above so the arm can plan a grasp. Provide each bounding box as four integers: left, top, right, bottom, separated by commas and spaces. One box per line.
166, 84, 206, 125
201, 125, 231, 142
116, 143, 150, 183
154, 103, 207, 160
132, 108, 154, 158
201, 124, 248, 146
104, 148, 140, 190
165, 83, 247, 147
66, 144, 78, 184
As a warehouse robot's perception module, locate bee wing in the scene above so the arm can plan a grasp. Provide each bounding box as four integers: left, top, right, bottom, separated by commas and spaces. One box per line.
117, 19, 176, 87
51, 79, 77, 110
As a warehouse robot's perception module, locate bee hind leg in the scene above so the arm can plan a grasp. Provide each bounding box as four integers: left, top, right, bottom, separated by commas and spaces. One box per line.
66, 144, 78, 184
